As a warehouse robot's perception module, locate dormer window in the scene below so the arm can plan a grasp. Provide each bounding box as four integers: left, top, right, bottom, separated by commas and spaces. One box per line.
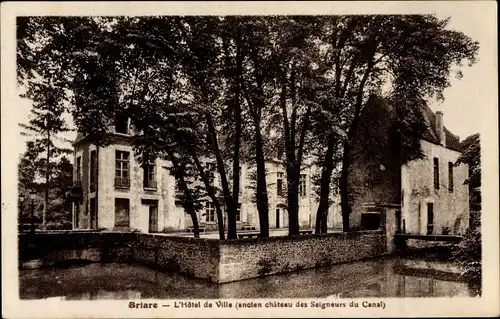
115, 116, 130, 134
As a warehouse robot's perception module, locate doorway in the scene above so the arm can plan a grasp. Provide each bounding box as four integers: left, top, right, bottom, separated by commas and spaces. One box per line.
395, 210, 402, 233
141, 199, 159, 233
89, 198, 97, 229
276, 208, 280, 228
427, 203, 434, 235
149, 205, 158, 233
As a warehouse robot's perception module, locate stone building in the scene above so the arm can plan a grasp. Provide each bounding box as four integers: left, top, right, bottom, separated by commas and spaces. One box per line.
347, 96, 469, 235
71, 96, 468, 235
71, 118, 341, 233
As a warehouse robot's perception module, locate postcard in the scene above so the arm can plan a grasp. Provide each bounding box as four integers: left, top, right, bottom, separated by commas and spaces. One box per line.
1, 1, 498, 318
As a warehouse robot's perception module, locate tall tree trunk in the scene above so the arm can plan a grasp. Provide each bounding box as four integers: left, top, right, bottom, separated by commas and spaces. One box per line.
206, 114, 235, 239
43, 130, 50, 230
286, 166, 300, 236
188, 148, 225, 240
279, 73, 301, 236
228, 38, 243, 240
254, 123, 270, 237
315, 137, 336, 234
340, 141, 352, 232
229, 99, 242, 240
166, 148, 200, 238
320, 209, 328, 234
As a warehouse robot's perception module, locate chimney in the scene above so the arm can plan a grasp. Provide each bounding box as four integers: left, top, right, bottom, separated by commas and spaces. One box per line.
435, 111, 446, 147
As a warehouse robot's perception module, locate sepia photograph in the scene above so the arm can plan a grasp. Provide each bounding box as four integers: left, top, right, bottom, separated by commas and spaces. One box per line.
2, 1, 498, 318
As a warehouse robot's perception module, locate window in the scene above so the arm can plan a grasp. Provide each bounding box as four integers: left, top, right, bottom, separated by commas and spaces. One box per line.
238, 166, 243, 194
277, 172, 284, 197
90, 150, 97, 192
115, 198, 130, 227
277, 146, 284, 160
143, 160, 156, 189
361, 212, 381, 230
174, 177, 183, 199
74, 203, 80, 228
76, 157, 82, 182
299, 174, 307, 197
115, 151, 130, 188
433, 157, 439, 190
427, 203, 434, 235
235, 203, 241, 222
276, 208, 281, 228
89, 198, 97, 229
205, 162, 216, 185
115, 116, 129, 134
205, 201, 215, 222
448, 162, 454, 192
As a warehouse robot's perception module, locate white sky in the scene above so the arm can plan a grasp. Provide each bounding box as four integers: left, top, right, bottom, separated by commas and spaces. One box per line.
13, 12, 495, 157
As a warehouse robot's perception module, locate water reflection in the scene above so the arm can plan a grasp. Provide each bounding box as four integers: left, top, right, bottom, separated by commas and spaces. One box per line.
19, 257, 480, 300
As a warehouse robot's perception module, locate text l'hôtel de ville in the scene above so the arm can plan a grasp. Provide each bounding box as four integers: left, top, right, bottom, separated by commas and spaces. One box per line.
128, 300, 386, 310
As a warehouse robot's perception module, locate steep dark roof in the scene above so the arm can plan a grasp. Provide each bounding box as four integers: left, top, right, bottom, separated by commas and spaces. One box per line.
359, 95, 463, 153
420, 104, 462, 152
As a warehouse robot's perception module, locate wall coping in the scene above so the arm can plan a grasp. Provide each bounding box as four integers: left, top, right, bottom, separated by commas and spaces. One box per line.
19, 230, 383, 242
220, 230, 383, 245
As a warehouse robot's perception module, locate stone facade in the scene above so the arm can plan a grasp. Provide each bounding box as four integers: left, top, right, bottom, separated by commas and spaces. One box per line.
72, 95, 468, 235
401, 140, 469, 235
348, 96, 469, 235
72, 125, 341, 233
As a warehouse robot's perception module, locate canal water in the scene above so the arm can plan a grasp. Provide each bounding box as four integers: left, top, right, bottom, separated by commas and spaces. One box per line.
19, 256, 480, 300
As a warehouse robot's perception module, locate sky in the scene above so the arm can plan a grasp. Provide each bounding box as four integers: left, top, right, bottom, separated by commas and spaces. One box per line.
13, 10, 496, 157
429, 11, 496, 141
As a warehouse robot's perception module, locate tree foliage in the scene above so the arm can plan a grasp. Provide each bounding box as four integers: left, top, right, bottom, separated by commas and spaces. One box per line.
17, 15, 479, 235
457, 133, 481, 229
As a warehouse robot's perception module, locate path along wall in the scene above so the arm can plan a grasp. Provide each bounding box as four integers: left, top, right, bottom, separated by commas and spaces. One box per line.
19, 230, 387, 284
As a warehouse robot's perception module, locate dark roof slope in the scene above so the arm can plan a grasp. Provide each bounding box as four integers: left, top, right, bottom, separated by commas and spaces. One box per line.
420, 104, 462, 152
359, 95, 462, 153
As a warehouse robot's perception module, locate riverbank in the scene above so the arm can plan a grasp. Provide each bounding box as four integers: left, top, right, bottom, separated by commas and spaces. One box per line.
19, 255, 479, 300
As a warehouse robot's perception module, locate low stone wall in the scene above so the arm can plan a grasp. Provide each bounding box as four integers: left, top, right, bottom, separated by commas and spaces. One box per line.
18, 232, 135, 266
130, 234, 220, 282
19, 230, 387, 284
18, 232, 219, 282
218, 230, 386, 283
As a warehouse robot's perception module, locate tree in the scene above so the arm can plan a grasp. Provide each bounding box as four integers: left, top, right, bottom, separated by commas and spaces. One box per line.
236, 17, 276, 237
19, 80, 72, 229
268, 17, 326, 235
313, 15, 479, 232
17, 15, 479, 236
18, 143, 42, 225
457, 133, 481, 229
46, 156, 73, 229
179, 17, 238, 239
17, 16, 209, 237
18, 144, 73, 229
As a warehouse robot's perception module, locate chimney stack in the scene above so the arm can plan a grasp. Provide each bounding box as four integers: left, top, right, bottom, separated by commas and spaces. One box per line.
435, 111, 446, 147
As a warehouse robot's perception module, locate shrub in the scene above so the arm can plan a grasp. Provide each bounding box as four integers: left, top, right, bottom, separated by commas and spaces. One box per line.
46, 221, 72, 230
451, 227, 481, 282
441, 226, 451, 235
